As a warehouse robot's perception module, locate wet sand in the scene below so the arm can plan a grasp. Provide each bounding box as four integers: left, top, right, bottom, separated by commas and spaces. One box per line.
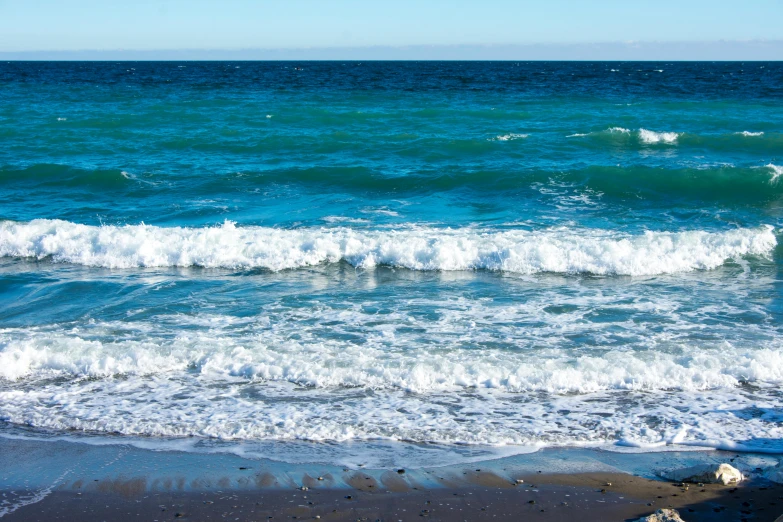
2, 437, 783, 521
5, 472, 783, 521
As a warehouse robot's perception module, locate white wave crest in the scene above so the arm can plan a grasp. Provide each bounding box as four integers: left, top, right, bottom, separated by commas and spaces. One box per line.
639, 128, 680, 144
3, 329, 783, 392
2, 329, 783, 447
0, 220, 775, 275
608, 127, 631, 134
490, 133, 529, 141
766, 164, 783, 182
737, 131, 764, 137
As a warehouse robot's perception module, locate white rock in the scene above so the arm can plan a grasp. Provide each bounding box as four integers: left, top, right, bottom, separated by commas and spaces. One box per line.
635, 509, 685, 522
663, 463, 743, 485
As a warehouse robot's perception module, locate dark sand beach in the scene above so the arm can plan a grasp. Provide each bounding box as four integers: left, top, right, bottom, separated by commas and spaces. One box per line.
2, 437, 782, 521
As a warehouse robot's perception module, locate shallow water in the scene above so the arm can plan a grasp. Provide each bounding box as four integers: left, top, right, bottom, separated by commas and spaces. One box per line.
1, 61, 782, 463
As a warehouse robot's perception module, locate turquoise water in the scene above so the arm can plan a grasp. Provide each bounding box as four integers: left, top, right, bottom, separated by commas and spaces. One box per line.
0, 61, 782, 462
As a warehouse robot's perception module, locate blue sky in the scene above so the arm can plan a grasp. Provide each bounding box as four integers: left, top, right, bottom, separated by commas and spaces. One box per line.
0, 0, 781, 58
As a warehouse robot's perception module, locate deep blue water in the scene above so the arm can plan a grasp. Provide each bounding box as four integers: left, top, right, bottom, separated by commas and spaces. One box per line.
0, 61, 782, 462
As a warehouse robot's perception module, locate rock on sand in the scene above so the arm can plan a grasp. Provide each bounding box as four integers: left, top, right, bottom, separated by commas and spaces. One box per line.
663, 463, 743, 485
635, 508, 685, 522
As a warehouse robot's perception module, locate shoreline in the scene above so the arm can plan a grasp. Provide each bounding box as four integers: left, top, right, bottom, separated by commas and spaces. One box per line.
2, 436, 782, 520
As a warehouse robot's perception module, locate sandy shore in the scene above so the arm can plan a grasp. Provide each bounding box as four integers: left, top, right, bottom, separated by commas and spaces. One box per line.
6, 472, 783, 521
1, 437, 782, 521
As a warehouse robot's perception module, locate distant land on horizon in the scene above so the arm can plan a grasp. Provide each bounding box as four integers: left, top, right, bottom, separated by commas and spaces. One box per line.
2, 41, 782, 61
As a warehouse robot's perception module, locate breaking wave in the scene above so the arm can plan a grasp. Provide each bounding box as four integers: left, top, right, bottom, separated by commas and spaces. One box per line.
0, 219, 776, 275
638, 128, 680, 144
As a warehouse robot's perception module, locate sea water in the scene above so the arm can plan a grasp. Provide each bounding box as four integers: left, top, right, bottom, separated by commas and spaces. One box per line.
0, 61, 782, 465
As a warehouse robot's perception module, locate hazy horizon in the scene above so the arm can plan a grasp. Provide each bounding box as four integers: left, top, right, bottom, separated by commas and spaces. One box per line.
2, 41, 783, 61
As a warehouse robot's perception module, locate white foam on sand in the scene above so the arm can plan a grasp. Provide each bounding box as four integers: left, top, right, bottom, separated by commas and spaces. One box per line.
0, 469, 70, 517
0, 220, 775, 275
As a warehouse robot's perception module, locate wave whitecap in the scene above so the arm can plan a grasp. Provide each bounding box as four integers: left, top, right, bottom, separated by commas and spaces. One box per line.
2, 329, 783, 447
0, 220, 776, 275
638, 128, 680, 144
568, 127, 681, 144
3, 329, 783, 392
767, 164, 783, 182
490, 133, 528, 141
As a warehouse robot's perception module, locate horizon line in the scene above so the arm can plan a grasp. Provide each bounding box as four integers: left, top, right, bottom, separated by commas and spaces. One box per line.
2, 41, 782, 61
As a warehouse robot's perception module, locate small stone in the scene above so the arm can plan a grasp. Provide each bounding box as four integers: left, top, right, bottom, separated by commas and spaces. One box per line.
318, 477, 324, 481
528, 500, 535, 504
604, 482, 612, 487
397, 469, 405, 474
515, 479, 524, 484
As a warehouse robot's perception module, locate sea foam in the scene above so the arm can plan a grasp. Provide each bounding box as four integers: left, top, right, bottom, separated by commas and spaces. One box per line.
3, 327, 783, 392
639, 128, 680, 144
0, 220, 776, 275
2, 329, 783, 448
491, 133, 528, 141
767, 164, 783, 182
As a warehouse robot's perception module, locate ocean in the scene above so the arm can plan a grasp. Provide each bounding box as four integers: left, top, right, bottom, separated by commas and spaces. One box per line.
0, 61, 781, 467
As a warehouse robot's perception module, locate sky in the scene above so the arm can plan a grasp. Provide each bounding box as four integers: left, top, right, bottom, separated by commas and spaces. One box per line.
0, 0, 782, 59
